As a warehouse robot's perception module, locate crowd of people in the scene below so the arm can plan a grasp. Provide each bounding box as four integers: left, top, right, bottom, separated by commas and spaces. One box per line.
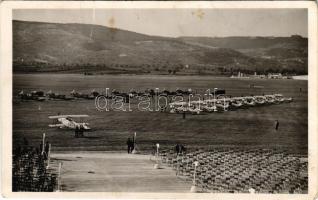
175, 143, 186, 155
12, 138, 57, 192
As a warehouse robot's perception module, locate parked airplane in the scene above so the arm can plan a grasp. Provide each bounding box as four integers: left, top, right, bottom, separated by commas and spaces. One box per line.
48, 115, 91, 130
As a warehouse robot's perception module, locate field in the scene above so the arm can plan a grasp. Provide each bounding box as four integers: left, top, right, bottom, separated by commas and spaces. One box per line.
13, 74, 308, 154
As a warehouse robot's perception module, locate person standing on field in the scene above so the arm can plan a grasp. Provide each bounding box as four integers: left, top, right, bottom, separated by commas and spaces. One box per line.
275, 120, 279, 131
126, 138, 133, 154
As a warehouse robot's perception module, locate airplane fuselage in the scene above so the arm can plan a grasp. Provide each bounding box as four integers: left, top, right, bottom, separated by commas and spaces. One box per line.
58, 118, 90, 130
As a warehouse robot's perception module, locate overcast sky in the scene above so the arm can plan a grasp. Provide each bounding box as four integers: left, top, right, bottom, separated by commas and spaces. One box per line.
13, 9, 308, 38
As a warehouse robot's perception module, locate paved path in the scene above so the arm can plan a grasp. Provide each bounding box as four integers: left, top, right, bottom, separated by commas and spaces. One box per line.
50, 152, 192, 192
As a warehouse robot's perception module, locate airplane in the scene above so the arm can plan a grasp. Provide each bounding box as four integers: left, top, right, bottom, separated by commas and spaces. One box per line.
48, 115, 91, 130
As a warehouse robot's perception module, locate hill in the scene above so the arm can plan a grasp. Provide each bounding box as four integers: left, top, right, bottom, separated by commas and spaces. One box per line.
13, 20, 307, 75
180, 36, 308, 74
179, 36, 307, 50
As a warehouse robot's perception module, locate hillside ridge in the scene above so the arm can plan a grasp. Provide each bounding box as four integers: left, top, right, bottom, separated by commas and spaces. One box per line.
13, 20, 308, 75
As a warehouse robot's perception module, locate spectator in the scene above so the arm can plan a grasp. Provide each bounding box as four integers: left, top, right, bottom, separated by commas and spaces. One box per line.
126, 138, 133, 154
181, 144, 186, 154
175, 144, 186, 155
152, 143, 157, 155
275, 120, 280, 131
175, 144, 181, 155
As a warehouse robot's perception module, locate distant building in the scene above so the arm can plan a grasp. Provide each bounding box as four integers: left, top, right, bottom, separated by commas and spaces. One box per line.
230, 71, 250, 79
231, 72, 287, 79
249, 72, 266, 79
292, 75, 308, 80
259, 75, 266, 79
268, 73, 283, 79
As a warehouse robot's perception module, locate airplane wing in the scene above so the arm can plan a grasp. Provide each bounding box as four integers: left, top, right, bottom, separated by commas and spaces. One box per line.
49, 124, 65, 128
49, 114, 89, 119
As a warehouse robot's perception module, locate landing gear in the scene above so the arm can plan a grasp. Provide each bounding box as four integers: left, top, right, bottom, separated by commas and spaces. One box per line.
75, 132, 84, 138
75, 127, 84, 138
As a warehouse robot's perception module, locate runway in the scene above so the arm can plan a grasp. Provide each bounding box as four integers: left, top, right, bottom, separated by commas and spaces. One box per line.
50, 152, 193, 192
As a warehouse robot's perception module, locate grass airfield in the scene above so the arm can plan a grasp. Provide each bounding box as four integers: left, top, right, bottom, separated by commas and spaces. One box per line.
12, 73, 308, 192
13, 74, 308, 154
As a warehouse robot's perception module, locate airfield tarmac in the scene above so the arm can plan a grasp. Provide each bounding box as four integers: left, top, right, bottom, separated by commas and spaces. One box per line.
50, 152, 192, 192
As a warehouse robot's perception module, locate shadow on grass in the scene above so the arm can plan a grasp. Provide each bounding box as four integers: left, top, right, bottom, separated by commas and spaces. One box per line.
156, 167, 165, 170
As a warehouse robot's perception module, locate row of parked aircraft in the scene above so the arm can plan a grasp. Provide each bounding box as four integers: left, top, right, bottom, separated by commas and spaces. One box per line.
17, 88, 224, 102
18, 89, 100, 101
169, 94, 293, 114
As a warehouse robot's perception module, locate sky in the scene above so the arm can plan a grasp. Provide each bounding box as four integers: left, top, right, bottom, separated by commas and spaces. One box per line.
13, 9, 308, 38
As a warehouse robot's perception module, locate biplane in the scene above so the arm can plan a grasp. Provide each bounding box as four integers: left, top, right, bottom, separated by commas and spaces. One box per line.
48, 114, 91, 130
